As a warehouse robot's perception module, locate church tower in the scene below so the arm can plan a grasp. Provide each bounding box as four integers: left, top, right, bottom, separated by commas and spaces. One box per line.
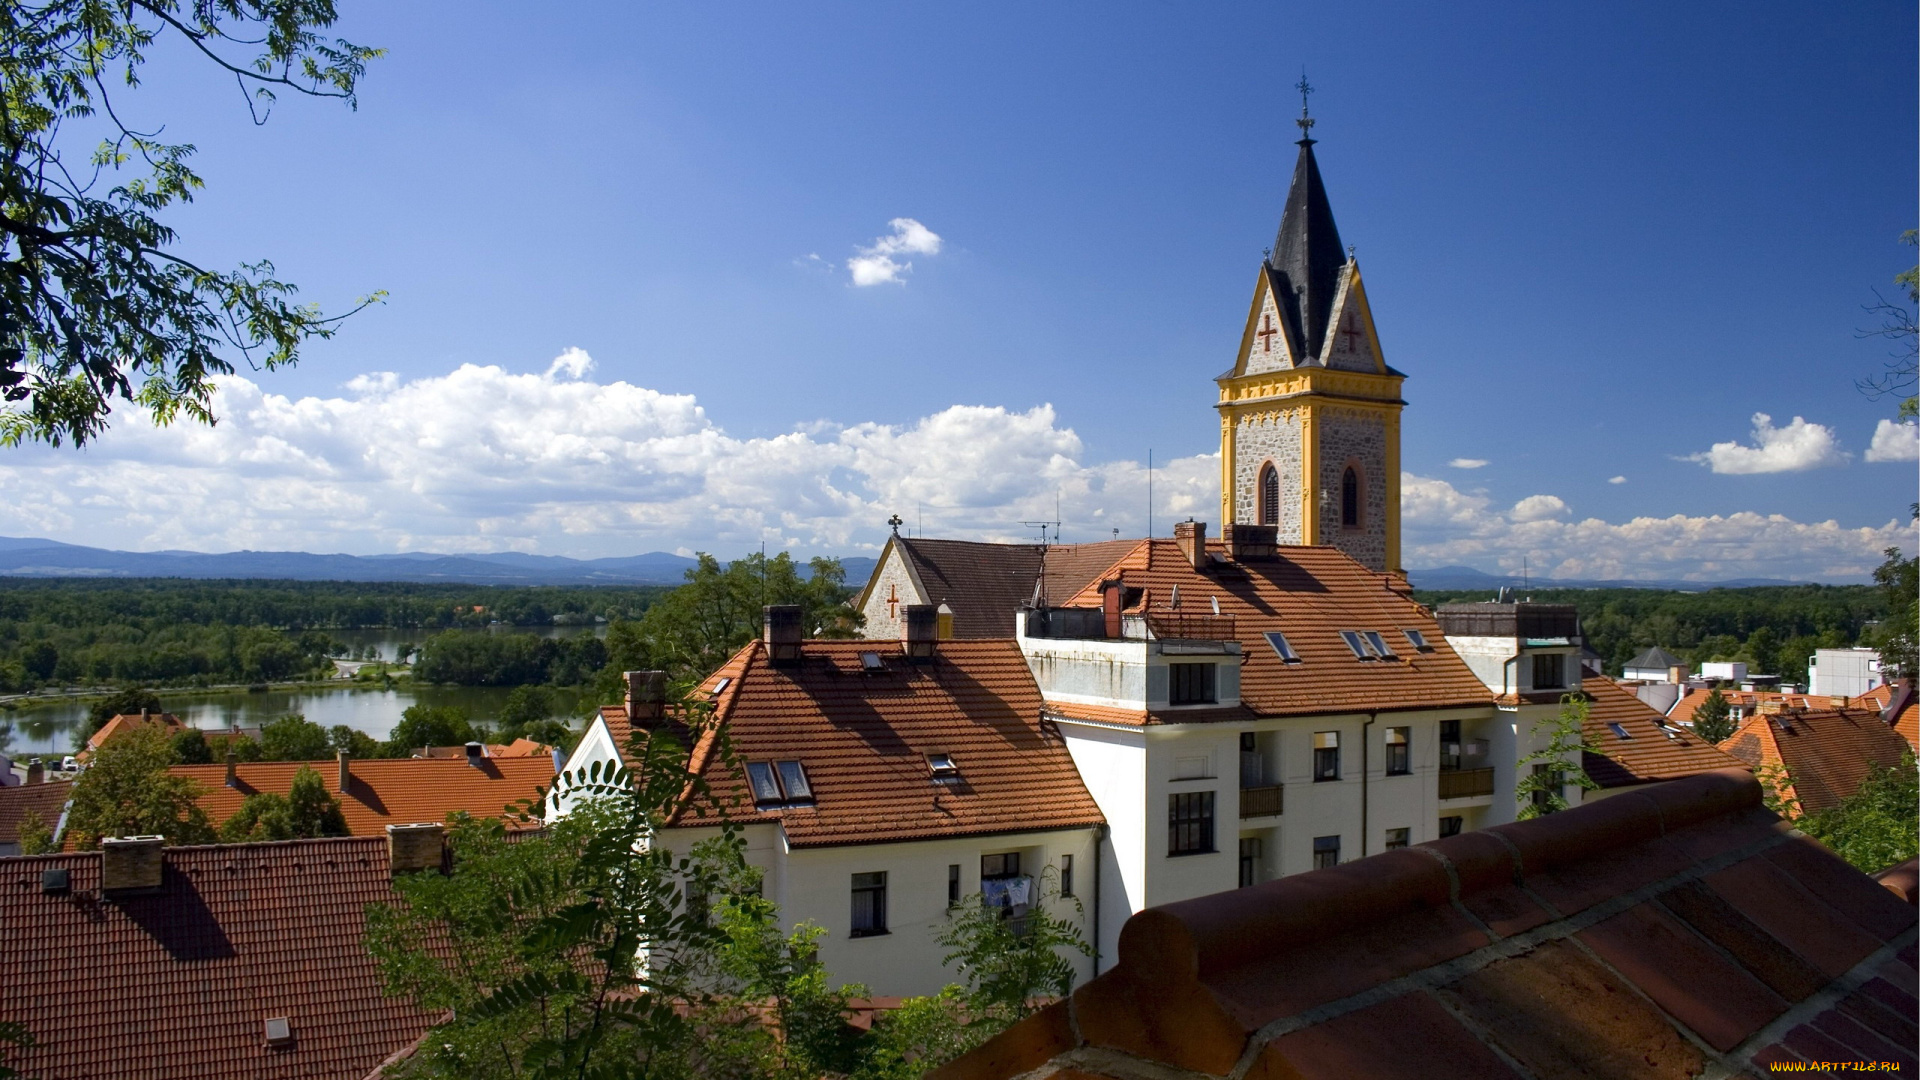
1216, 98, 1403, 572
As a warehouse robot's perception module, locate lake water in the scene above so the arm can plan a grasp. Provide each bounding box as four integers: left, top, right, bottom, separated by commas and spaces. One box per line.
0, 683, 597, 758
325, 624, 605, 661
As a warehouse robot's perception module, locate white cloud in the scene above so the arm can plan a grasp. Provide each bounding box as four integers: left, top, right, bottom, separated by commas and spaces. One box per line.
846, 217, 942, 286
1447, 458, 1489, 469
1685, 413, 1849, 474
1865, 418, 1920, 463
1509, 494, 1568, 522
1608, 475, 1627, 484
0, 353, 1907, 582
1401, 472, 1914, 582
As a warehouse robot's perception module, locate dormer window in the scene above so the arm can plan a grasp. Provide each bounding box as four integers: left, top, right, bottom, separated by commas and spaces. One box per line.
1402, 629, 1433, 652
1264, 631, 1301, 664
1363, 631, 1397, 660
1340, 630, 1378, 660
1606, 722, 1632, 740
928, 753, 960, 782
746, 760, 815, 807
1532, 653, 1566, 690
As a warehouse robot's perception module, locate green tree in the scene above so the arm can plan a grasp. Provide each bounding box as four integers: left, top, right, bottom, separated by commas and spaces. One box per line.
383, 704, 474, 756
219, 763, 346, 841
169, 726, 212, 764
1515, 694, 1607, 820
16, 808, 54, 854
259, 713, 330, 760
853, 988, 980, 1080
936, 868, 1093, 1031
1856, 229, 1918, 419
1799, 751, 1920, 873
712, 897, 866, 1079
64, 725, 213, 847
329, 723, 380, 759
1870, 548, 1917, 681
625, 552, 860, 689
1689, 689, 1735, 745
364, 727, 753, 1079
0, 0, 383, 447
0, 1020, 35, 1080
85, 686, 162, 734
219, 791, 295, 842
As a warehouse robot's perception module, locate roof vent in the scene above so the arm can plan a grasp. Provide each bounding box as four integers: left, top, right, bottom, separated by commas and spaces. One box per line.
902, 605, 938, 661
41, 867, 69, 895
764, 605, 804, 667
387, 822, 446, 876
100, 835, 165, 894
263, 1016, 292, 1047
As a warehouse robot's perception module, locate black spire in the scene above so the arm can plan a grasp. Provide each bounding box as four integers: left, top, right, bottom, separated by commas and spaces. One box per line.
1266, 78, 1346, 362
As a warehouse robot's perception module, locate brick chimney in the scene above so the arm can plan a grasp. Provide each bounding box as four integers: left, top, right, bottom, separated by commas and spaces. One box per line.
25, 759, 42, 785
224, 749, 238, 788
100, 835, 165, 894
387, 822, 446, 876
902, 604, 938, 661
764, 605, 804, 667
1223, 523, 1278, 562
336, 749, 351, 793
1174, 520, 1208, 572
1101, 579, 1125, 639
624, 670, 667, 727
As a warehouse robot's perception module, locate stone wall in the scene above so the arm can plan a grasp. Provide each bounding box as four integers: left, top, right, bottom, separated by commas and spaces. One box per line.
1232, 410, 1303, 541
858, 549, 923, 641
1243, 290, 1296, 375
1316, 410, 1387, 570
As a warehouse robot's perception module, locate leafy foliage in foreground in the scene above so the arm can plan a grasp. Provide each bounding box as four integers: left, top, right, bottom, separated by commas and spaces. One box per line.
1797, 751, 1919, 874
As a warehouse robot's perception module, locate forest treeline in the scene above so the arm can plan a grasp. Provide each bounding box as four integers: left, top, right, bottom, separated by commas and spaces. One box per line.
0, 579, 669, 692
1413, 582, 1890, 678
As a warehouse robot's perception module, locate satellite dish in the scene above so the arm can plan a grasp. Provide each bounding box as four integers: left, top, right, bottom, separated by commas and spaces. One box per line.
1211, 596, 1221, 616
1169, 584, 1181, 609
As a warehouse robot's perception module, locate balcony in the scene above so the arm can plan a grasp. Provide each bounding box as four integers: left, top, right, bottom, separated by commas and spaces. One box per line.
1238, 784, 1284, 818
1438, 768, 1496, 800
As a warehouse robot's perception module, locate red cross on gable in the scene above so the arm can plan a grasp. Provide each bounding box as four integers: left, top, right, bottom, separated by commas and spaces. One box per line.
886, 584, 900, 619
1257, 312, 1279, 354
1338, 314, 1363, 352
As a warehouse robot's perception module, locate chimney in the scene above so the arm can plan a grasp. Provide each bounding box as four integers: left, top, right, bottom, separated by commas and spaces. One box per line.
1101, 579, 1124, 639
1174, 520, 1208, 572
902, 604, 938, 661
25, 759, 42, 785
336, 749, 351, 793
764, 605, 804, 667
225, 749, 238, 788
1223, 523, 1278, 562
100, 835, 165, 894
624, 670, 668, 727
1667, 664, 1687, 685
387, 822, 446, 875
140, 707, 150, 722
464, 741, 485, 768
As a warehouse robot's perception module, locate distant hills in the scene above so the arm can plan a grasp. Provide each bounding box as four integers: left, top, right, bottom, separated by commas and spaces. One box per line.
0, 535, 1818, 591
0, 536, 877, 588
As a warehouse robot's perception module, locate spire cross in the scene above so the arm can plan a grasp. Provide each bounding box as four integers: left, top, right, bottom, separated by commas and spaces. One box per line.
1295, 71, 1316, 141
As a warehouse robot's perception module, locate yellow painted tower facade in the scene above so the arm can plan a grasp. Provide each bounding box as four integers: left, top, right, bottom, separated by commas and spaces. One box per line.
1215, 132, 1403, 572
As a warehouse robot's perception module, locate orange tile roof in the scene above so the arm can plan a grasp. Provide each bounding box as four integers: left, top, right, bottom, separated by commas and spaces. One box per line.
875, 537, 1140, 638
0, 780, 71, 847
81, 712, 185, 757
173, 756, 554, 836
1670, 687, 1851, 721
411, 739, 554, 759
630, 639, 1103, 848
1057, 539, 1493, 718
1581, 677, 1750, 788
1717, 707, 1912, 817
1863, 680, 1919, 750
0, 837, 436, 1078
930, 769, 1920, 1080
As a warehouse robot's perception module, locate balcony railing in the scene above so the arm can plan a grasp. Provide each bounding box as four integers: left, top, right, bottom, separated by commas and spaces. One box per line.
1238, 784, 1284, 818
1145, 612, 1237, 641
1438, 767, 1496, 800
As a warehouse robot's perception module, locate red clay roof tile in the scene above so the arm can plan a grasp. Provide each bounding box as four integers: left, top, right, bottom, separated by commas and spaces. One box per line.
878, 537, 1140, 638
1582, 676, 1750, 787
1718, 706, 1910, 816
0, 837, 435, 1079
172, 756, 554, 837
935, 767, 1919, 1080
0, 780, 71, 847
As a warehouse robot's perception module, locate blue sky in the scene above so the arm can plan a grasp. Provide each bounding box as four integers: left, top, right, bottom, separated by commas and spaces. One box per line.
0, 1, 1914, 580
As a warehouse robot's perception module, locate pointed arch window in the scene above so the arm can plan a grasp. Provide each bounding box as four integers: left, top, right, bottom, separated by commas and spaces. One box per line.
1259, 464, 1280, 526
1341, 467, 1361, 529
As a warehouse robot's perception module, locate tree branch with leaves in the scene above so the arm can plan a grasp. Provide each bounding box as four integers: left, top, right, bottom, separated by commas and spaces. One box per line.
1515, 693, 1607, 820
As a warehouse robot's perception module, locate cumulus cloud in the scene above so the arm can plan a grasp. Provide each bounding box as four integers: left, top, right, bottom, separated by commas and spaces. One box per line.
1509, 494, 1568, 522
0, 352, 1907, 582
1447, 458, 1489, 469
1685, 413, 1849, 474
846, 218, 942, 286
1608, 475, 1627, 484
1865, 418, 1919, 463
1401, 473, 1913, 582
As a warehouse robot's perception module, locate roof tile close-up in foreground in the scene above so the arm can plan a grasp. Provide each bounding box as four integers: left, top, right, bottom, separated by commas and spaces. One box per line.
668, 638, 1105, 847
932, 769, 1918, 1080
0, 836, 437, 1079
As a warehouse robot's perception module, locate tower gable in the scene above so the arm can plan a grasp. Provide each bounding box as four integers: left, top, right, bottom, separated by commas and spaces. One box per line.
1319, 265, 1387, 374
1233, 267, 1300, 376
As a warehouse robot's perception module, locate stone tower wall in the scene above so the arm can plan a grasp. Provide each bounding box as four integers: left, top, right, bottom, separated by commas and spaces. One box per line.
1315, 410, 1388, 571
1232, 410, 1304, 542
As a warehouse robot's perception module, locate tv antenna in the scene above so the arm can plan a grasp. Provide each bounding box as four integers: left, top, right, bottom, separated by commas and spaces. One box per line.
1020, 514, 1062, 607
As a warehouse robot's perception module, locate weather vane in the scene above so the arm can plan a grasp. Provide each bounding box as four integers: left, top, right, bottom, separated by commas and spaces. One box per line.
1296, 70, 1316, 140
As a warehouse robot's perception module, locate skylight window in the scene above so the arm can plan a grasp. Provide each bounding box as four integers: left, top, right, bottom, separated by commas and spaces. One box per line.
1363, 631, 1397, 660
747, 760, 815, 806
1403, 629, 1432, 652
928, 753, 960, 782
860, 651, 885, 672
1606, 722, 1632, 740
712, 677, 731, 694
1264, 631, 1301, 664
1340, 630, 1379, 660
